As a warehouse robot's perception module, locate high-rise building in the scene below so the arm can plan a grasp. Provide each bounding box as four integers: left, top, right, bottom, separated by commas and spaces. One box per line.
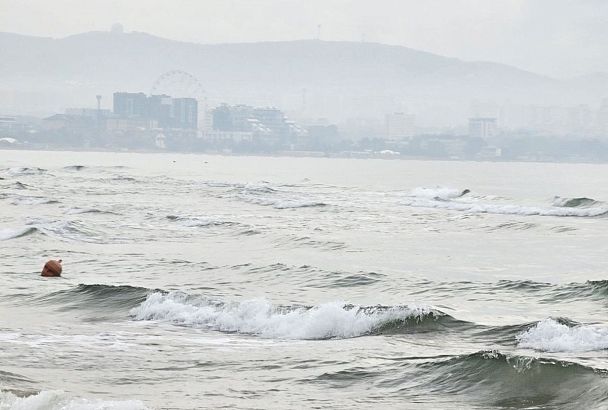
231, 105, 256, 131
148, 95, 173, 128
172, 98, 198, 129
253, 107, 288, 135
209, 104, 304, 145
113, 92, 148, 118
112, 92, 199, 130
468, 117, 497, 138
212, 104, 256, 132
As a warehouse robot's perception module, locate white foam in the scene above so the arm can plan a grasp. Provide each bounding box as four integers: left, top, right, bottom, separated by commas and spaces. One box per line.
0, 227, 37, 241
130, 293, 433, 340
0, 390, 148, 410
399, 197, 608, 217
516, 318, 608, 352
410, 187, 467, 200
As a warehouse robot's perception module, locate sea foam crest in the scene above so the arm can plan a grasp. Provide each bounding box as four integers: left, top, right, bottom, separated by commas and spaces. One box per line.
130, 292, 434, 340
410, 186, 469, 200
552, 196, 598, 208
400, 198, 608, 217
0, 390, 148, 410
517, 318, 608, 352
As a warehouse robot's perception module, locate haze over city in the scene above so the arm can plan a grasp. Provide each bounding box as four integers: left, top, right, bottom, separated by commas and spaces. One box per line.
3, 2, 608, 410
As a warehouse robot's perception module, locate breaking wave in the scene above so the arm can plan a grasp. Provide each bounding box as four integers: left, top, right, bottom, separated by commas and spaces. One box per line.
130, 292, 448, 339
517, 318, 608, 352
0, 390, 149, 410
410, 186, 470, 200
399, 196, 608, 217
552, 196, 599, 208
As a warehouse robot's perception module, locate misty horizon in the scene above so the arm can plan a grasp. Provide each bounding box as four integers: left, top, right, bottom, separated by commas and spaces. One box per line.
3, 26, 603, 81
2, 0, 608, 78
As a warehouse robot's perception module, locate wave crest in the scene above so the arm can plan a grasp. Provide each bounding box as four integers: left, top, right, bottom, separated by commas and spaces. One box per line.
0, 390, 149, 410
517, 318, 608, 352
552, 196, 599, 208
410, 186, 469, 200
400, 197, 608, 217
0, 226, 38, 241
416, 350, 608, 407
36, 284, 153, 312
130, 293, 442, 339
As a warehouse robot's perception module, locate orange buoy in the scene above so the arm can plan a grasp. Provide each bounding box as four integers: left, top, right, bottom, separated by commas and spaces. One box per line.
41, 259, 62, 277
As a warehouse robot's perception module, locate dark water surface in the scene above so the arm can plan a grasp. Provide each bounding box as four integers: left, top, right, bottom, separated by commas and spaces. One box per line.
2, 150, 608, 409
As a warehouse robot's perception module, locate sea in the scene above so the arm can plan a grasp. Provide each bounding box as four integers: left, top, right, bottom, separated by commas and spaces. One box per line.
1, 149, 608, 410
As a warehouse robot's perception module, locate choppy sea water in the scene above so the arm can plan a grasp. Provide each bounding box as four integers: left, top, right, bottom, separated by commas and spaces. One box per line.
1, 150, 608, 409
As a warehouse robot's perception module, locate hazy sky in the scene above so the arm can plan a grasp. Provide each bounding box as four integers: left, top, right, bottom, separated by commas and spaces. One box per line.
1, 0, 606, 78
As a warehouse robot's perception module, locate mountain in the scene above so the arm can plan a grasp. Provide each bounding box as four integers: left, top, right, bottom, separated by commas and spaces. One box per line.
0, 30, 605, 123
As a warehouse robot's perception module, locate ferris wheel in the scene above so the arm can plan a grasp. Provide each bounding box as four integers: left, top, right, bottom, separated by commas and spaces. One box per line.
150, 70, 206, 102
151, 70, 210, 130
